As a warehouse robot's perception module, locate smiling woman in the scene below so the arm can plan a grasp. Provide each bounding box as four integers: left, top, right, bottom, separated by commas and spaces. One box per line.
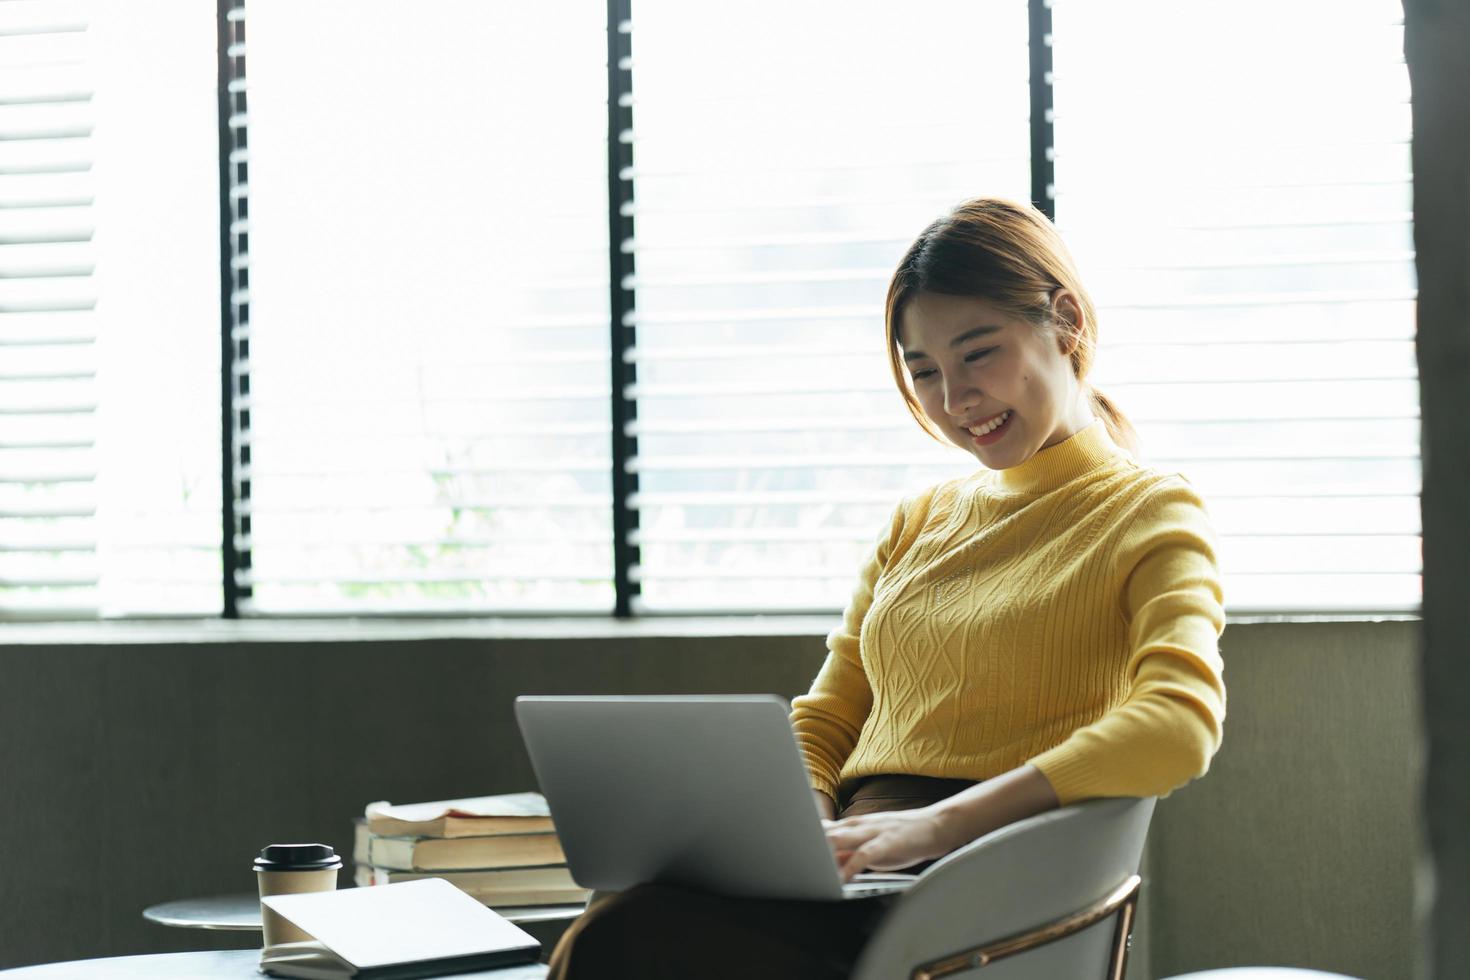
885, 198, 1138, 465
547, 198, 1228, 979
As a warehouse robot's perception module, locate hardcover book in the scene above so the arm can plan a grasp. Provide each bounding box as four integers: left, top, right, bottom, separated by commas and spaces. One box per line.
364, 793, 554, 838
365, 831, 565, 872
353, 864, 589, 907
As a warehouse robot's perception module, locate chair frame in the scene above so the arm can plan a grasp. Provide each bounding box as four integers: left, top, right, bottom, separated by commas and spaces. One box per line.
849, 797, 1155, 980
910, 873, 1140, 980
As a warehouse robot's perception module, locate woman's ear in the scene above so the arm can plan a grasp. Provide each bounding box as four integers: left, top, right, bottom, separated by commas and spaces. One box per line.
1051, 289, 1085, 356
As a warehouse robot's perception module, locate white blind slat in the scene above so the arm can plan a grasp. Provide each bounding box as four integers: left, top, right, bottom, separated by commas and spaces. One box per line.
235, 496, 608, 516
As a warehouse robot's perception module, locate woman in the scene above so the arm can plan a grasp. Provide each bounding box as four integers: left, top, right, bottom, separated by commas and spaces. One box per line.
548, 197, 1226, 979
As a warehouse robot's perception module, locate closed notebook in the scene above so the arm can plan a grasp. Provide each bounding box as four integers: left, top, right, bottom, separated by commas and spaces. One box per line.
259, 878, 540, 980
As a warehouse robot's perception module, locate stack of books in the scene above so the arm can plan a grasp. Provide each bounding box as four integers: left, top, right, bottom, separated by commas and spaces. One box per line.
352, 792, 589, 909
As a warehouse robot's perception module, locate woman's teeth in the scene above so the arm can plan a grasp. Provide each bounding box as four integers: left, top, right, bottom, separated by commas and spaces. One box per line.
966, 410, 1011, 436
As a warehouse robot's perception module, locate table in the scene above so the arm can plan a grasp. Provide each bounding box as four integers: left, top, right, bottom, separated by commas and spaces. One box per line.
0, 950, 550, 978
143, 893, 585, 931
1163, 972, 1358, 979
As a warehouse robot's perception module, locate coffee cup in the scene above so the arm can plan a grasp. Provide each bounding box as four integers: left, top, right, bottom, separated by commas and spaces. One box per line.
254, 842, 342, 948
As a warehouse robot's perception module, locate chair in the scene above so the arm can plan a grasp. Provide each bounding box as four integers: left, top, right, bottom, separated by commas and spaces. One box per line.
851, 796, 1156, 980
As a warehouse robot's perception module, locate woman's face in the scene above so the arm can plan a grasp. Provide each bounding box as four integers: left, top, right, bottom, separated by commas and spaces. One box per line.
898, 291, 1093, 470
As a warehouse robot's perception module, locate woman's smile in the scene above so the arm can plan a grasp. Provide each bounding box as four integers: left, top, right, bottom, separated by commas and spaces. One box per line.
962, 409, 1013, 445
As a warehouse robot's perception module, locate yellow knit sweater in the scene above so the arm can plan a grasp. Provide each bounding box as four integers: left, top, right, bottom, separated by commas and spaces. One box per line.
791, 421, 1227, 806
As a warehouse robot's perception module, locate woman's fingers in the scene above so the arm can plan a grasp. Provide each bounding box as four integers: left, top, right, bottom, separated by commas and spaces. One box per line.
825, 821, 876, 874
828, 825, 896, 880
824, 807, 948, 879
839, 848, 869, 882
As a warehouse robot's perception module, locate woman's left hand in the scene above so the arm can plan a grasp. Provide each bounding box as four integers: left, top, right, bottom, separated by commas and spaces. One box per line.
823, 806, 956, 882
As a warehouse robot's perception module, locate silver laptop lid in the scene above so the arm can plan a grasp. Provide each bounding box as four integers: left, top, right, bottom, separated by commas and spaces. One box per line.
515, 695, 871, 901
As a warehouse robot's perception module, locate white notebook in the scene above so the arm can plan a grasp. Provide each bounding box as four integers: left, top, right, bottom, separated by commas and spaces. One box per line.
259, 878, 542, 979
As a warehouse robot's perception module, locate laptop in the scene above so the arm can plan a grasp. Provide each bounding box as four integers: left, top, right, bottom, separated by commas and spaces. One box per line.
514, 695, 916, 902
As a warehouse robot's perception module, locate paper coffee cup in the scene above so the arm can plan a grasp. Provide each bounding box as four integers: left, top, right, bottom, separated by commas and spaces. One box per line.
254, 843, 342, 948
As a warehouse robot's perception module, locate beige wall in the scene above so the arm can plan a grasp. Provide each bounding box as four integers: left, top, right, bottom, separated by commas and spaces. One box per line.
0, 619, 1418, 977
1147, 620, 1419, 980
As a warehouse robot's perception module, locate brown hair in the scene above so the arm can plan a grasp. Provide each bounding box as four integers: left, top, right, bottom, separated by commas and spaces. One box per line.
884, 196, 1138, 454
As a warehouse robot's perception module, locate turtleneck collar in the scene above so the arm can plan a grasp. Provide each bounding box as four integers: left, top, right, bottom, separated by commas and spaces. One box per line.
986, 419, 1129, 494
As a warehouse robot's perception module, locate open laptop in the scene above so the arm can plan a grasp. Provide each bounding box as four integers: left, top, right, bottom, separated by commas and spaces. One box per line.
514, 695, 916, 902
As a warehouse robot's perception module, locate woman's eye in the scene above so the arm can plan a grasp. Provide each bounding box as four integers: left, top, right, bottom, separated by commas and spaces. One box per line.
964, 348, 996, 363
911, 368, 936, 381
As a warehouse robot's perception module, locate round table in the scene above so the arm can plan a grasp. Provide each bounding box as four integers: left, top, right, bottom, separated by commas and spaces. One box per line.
1163, 971, 1359, 979
0, 949, 550, 978
142, 892, 584, 930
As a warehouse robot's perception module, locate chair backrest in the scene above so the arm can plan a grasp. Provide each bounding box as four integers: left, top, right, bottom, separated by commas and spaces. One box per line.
852, 796, 1156, 980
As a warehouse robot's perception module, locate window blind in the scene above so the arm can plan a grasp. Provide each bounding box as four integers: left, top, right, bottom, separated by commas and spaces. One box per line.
11, 1, 1420, 621
2, 1, 222, 618
623, 0, 1033, 612
0, 1, 97, 617
1051, 0, 1418, 613
238, 1, 612, 613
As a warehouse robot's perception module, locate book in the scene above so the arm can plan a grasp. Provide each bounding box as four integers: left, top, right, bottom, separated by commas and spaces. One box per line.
353, 864, 590, 907
259, 878, 540, 980
364, 792, 554, 838
365, 831, 565, 872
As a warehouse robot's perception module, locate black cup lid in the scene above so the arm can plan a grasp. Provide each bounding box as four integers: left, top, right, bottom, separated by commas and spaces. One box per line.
253, 843, 341, 872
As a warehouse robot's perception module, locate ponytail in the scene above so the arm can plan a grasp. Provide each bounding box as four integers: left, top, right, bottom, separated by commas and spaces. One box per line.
1089, 387, 1139, 456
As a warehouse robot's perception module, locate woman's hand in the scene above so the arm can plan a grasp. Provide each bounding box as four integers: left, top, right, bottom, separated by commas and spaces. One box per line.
822, 765, 1061, 882
822, 805, 956, 882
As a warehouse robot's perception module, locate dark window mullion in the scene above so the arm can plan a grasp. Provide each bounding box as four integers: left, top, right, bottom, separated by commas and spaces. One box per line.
607, 0, 640, 618
1029, 0, 1056, 220
216, 0, 251, 616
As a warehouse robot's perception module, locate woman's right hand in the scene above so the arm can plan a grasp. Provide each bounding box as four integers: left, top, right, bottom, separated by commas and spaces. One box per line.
813, 789, 836, 820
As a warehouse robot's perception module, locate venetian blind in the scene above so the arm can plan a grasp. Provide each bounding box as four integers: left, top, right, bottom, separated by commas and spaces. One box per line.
623, 0, 1032, 612
1051, 0, 1418, 613
0, 0, 220, 618
238, 2, 612, 613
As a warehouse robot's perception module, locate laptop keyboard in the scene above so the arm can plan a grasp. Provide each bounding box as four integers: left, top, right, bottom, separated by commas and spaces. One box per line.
844, 872, 919, 897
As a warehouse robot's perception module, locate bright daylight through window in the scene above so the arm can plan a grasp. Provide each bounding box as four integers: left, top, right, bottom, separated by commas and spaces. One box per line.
1052, 0, 1417, 613
0, 0, 1418, 620
0, 1, 220, 619
239, 3, 612, 613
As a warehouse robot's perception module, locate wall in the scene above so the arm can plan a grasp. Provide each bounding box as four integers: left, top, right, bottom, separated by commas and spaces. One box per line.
1148, 620, 1419, 980
0, 619, 1418, 977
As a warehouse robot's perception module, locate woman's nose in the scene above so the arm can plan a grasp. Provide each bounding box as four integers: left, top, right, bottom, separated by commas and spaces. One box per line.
943, 378, 980, 416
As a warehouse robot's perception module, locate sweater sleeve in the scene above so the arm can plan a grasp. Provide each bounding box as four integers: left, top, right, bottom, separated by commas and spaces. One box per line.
789, 498, 911, 799
1028, 478, 1227, 804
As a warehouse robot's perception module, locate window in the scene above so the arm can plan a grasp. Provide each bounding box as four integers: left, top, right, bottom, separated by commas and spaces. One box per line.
1052, 0, 1417, 613
0, 0, 220, 618
623, 0, 1031, 612
0, 0, 1418, 620
237, 2, 611, 613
